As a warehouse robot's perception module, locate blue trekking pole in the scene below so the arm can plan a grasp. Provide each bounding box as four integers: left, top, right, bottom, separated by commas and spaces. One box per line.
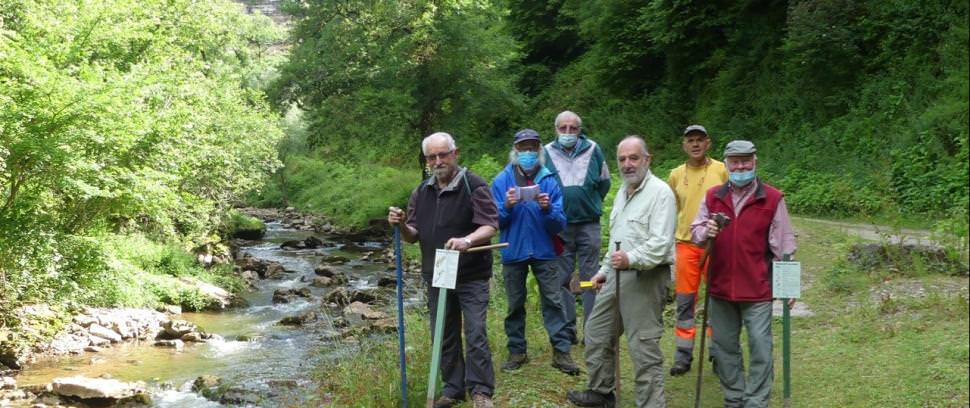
393, 226, 409, 407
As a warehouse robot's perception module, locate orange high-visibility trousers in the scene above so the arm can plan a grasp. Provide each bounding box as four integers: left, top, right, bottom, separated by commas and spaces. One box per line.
673, 241, 711, 364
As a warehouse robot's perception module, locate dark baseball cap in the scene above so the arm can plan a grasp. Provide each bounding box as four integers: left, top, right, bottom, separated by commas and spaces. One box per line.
683, 124, 709, 137
513, 128, 541, 144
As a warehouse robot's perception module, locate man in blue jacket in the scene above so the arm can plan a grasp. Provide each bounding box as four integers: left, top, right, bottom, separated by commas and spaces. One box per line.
492, 129, 578, 376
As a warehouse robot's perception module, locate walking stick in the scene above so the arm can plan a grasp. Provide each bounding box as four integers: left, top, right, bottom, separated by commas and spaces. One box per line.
393, 226, 409, 407
694, 213, 731, 408
613, 241, 622, 406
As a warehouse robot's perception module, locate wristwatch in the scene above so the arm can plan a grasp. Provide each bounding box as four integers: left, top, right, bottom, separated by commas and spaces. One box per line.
462, 238, 472, 247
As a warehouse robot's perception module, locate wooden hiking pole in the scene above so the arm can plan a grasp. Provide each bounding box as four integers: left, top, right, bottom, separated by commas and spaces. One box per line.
694, 213, 731, 408
613, 241, 622, 406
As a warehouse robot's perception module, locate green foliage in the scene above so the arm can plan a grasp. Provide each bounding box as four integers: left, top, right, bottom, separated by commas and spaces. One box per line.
226, 210, 267, 239
1, 0, 283, 310
271, 0, 525, 166
275, 155, 417, 228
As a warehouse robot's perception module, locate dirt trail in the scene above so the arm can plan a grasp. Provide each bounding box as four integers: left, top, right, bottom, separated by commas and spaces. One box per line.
793, 217, 937, 247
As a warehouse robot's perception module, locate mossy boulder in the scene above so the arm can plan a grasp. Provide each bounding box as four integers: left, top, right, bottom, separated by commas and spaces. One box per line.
227, 210, 266, 240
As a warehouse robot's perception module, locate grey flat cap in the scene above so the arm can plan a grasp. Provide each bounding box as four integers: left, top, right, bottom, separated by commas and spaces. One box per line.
683, 124, 709, 137
724, 140, 756, 157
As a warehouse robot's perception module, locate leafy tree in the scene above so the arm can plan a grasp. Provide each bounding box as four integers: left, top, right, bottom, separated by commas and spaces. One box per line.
271, 0, 525, 169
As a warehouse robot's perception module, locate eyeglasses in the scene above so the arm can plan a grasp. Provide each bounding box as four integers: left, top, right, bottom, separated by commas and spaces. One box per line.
557, 125, 579, 132
424, 150, 455, 162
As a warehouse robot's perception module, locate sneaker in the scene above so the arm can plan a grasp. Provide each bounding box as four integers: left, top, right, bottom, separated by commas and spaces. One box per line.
669, 360, 691, 376
472, 393, 494, 408
552, 350, 580, 376
501, 353, 529, 371
433, 395, 464, 408
566, 389, 615, 407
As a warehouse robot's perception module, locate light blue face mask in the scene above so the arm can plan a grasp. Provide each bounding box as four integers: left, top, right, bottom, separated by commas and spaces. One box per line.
558, 133, 578, 148
729, 170, 756, 186
517, 151, 539, 170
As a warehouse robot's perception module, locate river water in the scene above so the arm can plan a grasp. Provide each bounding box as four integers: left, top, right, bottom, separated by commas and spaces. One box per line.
15, 222, 416, 407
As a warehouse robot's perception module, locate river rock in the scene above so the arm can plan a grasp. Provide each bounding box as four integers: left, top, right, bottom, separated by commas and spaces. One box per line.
372, 318, 399, 333
310, 276, 334, 287
314, 265, 337, 277
319, 254, 350, 265
343, 301, 387, 326
47, 332, 90, 355
84, 346, 103, 353
178, 277, 241, 309
88, 324, 122, 343
156, 305, 182, 315
304, 236, 324, 249
350, 290, 378, 304
154, 339, 184, 352
87, 335, 110, 347
161, 320, 197, 339
219, 387, 262, 406
180, 332, 204, 342
280, 239, 304, 249
72, 315, 97, 327
51, 376, 146, 400
263, 263, 288, 280
377, 276, 396, 287
1, 376, 15, 390
279, 312, 316, 326
272, 288, 312, 304
323, 287, 350, 306
192, 375, 222, 399
193, 375, 221, 390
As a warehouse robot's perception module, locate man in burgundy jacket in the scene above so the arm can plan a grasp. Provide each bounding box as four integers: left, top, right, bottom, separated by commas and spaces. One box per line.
690, 140, 796, 408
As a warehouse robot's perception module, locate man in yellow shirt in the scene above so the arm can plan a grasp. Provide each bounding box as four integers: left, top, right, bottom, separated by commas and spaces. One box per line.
666, 125, 729, 376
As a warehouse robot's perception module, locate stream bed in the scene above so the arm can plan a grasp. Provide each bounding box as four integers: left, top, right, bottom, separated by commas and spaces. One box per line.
13, 221, 420, 407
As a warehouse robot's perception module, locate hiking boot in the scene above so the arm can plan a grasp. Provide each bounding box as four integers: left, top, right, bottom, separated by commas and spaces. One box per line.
566, 389, 615, 407
472, 393, 494, 408
552, 350, 580, 376
433, 395, 464, 408
501, 353, 529, 371
669, 360, 691, 376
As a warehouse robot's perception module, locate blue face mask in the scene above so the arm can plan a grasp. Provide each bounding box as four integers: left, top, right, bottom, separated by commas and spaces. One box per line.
729, 170, 756, 186
558, 133, 578, 148
517, 151, 539, 170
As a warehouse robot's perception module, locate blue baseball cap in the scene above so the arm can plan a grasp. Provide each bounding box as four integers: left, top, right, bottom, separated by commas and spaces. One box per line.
513, 128, 541, 144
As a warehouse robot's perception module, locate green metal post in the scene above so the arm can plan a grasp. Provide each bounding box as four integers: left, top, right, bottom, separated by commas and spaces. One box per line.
426, 288, 448, 408
783, 298, 792, 408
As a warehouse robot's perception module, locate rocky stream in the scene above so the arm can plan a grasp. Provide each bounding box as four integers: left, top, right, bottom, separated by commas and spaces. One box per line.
1, 210, 423, 407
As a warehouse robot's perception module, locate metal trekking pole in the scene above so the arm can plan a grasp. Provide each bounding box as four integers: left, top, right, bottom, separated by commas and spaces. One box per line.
613, 241, 622, 406
393, 226, 409, 407
694, 213, 731, 408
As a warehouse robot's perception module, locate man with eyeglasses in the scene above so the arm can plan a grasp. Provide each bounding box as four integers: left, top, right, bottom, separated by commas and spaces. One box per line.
490, 129, 578, 376
544, 110, 612, 346
388, 132, 499, 408
665, 125, 728, 377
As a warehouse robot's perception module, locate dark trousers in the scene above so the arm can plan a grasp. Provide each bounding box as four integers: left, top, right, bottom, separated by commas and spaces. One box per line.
557, 221, 602, 341
427, 279, 495, 399
503, 259, 572, 354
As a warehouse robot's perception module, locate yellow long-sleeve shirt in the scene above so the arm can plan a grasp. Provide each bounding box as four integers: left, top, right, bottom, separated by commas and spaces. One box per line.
667, 158, 728, 242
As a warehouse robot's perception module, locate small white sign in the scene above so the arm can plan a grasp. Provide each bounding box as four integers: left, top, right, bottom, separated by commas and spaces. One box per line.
772, 261, 801, 299
432, 249, 460, 289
